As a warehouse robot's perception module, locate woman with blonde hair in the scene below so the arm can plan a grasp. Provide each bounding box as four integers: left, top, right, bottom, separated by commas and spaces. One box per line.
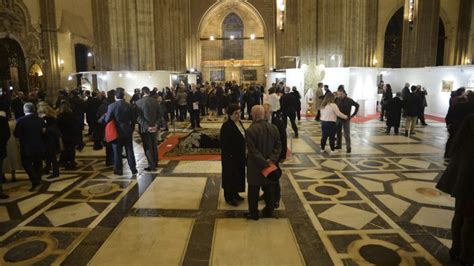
319, 93, 348, 154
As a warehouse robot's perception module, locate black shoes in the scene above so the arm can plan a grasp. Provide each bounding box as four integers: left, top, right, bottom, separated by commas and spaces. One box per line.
334, 146, 342, 150
29, 182, 43, 192
114, 171, 123, 176
131, 169, 138, 175
144, 167, 156, 172
0, 193, 8, 199
346, 148, 351, 153
235, 195, 244, 201
226, 199, 239, 206
244, 213, 259, 220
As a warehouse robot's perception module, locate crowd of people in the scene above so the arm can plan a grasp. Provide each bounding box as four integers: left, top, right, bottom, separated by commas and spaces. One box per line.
0, 80, 472, 264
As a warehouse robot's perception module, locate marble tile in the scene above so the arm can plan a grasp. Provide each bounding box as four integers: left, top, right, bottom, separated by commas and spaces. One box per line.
381, 144, 443, 154
47, 177, 81, 192
134, 177, 207, 209
18, 194, 54, 215
289, 138, 315, 153
341, 145, 384, 155
0, 181, 35, 203
398, 158, 431, 169
45, 203, 99, 227
353, 177, 384, 192
217, 188, 285, 210
211, 219, 304, 266
402, 172, 439, 181
321, 159, 348, 171
435, 237, 452, 248
294, 169, 333, 179
393, 180, 454, 207
358, 173, 399, 182
375, 194, 411, 217
367, 135, 419, 143
411, 207, 453, 229
173, 161, 221, 174
0, 206, 9, 222
317, 204, 377, 229
90, 217, 193, 265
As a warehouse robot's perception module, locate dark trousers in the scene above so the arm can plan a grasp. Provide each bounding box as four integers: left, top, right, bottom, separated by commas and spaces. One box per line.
248, 183, 276, 217
296, 109, 301, 121
63, 141, 76, 169
380, 104, 386, 120
315, 110, 321, 121
418, 107, 426, 125
336, 119, 351, 149
21, 155, 42, 186
112, 137, 136, 173
45, 154, 59, 177
140, 132, 158, 169
199, 104, 207, 116
321, 121, 336, 151
283, 112, 298, 135
451, 199, 474, 263
190, 110, 200, 128
386, 126, 399, 134
240, 104, 246, 119
178, 105, 187, 121
105, 142, 114, 166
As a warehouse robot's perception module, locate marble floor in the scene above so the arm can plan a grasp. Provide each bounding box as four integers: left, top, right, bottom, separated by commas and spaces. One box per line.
0, 117, 454, 265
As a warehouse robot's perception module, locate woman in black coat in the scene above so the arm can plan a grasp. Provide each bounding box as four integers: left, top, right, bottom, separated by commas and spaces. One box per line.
436, 114, 474, 265
220, 104, 246, 206
38, 105, 61, 178
385, 92, 402, 135
97, 90, 116, 166
291, 86, 302, 121
0, 110, 10, 197
57, 101, 79, 170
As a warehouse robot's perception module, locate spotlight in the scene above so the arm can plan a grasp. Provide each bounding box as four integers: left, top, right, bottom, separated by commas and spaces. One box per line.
67, 75, 73, 81
210, 36, 215, 41
250, 34, 256, 40
230, 35, 235, 40
87, 52, 93, 57
119, 73, 123, 78
190, 68, 195, 73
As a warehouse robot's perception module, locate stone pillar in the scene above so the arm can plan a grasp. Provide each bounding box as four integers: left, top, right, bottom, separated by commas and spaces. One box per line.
453, 0, 472, 65
298, 0, 318, 65
401, 0, 440, 67
40, 0, 61, 100
316, 0, 378, 67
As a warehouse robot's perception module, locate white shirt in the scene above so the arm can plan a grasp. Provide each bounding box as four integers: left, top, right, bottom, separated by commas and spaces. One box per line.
320, 103, 347, 122
267, 93, 280, 112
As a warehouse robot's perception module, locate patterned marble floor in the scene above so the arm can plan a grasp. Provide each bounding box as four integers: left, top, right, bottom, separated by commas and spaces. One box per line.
0, 117, 454, 265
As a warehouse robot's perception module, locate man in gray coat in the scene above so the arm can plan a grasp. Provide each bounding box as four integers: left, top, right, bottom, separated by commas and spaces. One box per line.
135, 87, 159, 171
245, 105, 281, 220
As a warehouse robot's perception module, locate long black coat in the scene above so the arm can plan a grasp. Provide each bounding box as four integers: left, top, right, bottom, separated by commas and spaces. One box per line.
385, 97, 402, 128
220, 119, 246, 192
437, 148, 474, 200
0, 115, 10, 159
43, 116, 61, 155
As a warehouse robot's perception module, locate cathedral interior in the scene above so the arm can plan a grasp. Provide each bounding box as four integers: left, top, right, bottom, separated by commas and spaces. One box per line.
1, 0, 474, 265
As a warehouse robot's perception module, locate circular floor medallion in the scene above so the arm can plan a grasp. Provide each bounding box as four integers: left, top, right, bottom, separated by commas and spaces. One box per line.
307, 183, 348, 199
0, 235, 58, 265
348, 239, 415, 265
81, 183, 120, 197
357, 159, 389, 169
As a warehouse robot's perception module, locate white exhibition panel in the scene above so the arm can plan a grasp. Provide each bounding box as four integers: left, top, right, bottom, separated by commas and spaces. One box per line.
285, 68, 306, 111
96, 71, 172, 96
382, 66, 474, 118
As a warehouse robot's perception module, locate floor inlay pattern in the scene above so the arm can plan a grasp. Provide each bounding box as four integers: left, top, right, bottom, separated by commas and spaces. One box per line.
0, 117, 453, 265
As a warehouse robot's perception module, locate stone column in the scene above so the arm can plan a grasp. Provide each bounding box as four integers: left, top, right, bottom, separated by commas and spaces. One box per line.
316, 0, 377, 67
40, 0, 61, 100
453, 0, 472, 65
401, 0, 440, 67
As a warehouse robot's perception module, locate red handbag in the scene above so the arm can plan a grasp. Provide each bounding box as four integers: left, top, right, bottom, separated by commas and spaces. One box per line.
105, 119, 119, 142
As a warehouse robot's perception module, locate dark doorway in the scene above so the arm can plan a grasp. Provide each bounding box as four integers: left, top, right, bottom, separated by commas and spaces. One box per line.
74, 43, 89, 87
436, 18, 446, 66
383, 7, 404, 68
0, 38, 27, 92
222, 13, 244, 60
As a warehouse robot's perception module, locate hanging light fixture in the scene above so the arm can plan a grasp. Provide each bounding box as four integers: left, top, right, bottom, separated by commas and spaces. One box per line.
408, 0, 415, 30
276, 0, 286, 31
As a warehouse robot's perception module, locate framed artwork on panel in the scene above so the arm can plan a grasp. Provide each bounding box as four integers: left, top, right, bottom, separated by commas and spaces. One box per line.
210, 69, 225, 82
442, 80, 453, 92
242, 69, 257, 81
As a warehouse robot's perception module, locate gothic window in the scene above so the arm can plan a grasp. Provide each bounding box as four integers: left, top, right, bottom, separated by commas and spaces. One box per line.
436, 18, 446, 66
222, 13, 243, 60
383, 7, 403, 68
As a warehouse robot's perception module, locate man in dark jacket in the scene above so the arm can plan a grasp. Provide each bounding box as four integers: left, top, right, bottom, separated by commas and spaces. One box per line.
335, 86, 359, 153
403, 86, 422, 136
0, 109, 10, 196
245, 105, 281, 220
135, 87, 159, 171
14, 102, 46, 191
104, 88, 137, 176
187, 84, 202, 129
70, 89, 86, 150
86, 90, 103, 138
280, 87, 299, 137
385, 92, 403, 135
